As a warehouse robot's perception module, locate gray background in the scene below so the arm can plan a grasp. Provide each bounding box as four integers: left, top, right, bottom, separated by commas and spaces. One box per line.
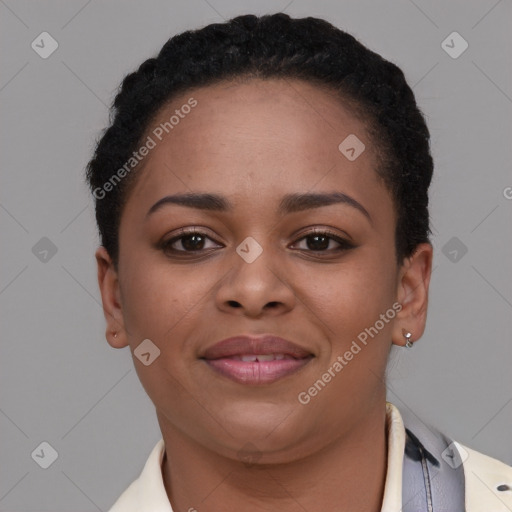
1, 0, 511, 510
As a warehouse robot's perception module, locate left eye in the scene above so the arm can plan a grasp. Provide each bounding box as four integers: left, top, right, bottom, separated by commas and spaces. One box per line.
291, 231, 354, 252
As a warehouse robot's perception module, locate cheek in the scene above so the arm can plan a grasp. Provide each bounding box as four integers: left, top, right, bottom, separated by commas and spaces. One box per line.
309, 254, 395, 319
120, 258, 208, 405
120, 256, 208, 341
303, 252, 397, 357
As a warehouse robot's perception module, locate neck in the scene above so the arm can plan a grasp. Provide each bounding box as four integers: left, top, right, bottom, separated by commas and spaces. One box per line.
158, 403, 389, 512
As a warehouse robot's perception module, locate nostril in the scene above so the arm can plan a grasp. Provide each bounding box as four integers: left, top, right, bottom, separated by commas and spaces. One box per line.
497, 484, 511, 492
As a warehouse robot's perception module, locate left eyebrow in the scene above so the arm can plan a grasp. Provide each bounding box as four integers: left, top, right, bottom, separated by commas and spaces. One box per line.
146, 191, 372, 224
278, 192, 372, 224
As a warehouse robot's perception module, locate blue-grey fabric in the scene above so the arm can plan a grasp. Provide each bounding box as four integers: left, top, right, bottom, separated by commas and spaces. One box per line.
401, 409, 465, 511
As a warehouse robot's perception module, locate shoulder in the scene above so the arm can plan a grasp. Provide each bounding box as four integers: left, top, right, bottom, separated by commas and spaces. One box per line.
108, 478, 141, 512
108, 439, 172, 512
456, 442, 512, 511
393, 402, 511, 510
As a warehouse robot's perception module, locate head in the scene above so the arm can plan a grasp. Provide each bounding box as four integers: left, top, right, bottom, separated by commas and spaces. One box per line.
87, 13, 433, 462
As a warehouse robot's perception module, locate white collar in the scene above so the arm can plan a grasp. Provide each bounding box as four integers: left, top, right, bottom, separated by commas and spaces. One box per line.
381, 401, 406, 511
108, 402, 406, 511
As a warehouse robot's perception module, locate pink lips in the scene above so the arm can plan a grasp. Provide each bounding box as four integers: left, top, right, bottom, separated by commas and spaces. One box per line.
200, 335, 314, 384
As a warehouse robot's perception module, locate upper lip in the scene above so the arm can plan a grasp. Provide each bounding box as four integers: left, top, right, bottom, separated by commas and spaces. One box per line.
201, 335, 313, 360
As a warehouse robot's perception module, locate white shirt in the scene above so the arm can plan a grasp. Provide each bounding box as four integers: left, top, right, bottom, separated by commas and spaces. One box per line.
109, 402, 406, 511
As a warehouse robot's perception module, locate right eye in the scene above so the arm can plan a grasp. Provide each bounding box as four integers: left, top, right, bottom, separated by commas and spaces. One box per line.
160, 228, 223, 255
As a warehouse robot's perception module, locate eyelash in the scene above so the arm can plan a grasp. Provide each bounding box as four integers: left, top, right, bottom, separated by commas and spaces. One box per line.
159, 227, 356, 256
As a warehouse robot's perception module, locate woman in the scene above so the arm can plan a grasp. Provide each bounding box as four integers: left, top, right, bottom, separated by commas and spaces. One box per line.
86, 13, 511, 511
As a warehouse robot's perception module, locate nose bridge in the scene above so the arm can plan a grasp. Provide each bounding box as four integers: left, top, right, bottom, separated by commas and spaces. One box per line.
216, 233, 295, 315
233, 233, 280, 293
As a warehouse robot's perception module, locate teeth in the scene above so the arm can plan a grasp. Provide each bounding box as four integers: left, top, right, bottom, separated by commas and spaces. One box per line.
238, 354, 289, 362
255, 354, 275, 362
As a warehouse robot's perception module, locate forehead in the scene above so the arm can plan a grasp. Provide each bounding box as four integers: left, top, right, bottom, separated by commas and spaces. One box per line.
123, 78, 392, 222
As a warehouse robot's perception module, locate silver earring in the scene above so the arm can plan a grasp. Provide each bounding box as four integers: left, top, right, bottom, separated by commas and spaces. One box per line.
113, 332, 118, 339
402, 330, 413, 348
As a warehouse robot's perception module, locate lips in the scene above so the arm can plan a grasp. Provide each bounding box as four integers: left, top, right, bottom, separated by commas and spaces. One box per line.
202, 335, 313, 359
200, 335, 314, 384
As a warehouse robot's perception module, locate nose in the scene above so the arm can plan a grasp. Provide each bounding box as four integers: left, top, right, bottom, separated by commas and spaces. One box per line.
214, 244, 296, 318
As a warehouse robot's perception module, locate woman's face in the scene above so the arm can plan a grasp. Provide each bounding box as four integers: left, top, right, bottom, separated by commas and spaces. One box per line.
97, 78, 431, 462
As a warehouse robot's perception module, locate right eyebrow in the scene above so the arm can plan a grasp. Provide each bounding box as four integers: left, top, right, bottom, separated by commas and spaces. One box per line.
146, 193, 232, 218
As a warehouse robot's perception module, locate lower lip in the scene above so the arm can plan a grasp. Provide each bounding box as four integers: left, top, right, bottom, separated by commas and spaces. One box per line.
203, 357, 313, 384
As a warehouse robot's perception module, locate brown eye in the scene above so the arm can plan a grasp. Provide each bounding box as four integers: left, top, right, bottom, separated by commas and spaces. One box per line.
176, 233, 206, 251
292, 230, 355, 253
161, 229, 221, 254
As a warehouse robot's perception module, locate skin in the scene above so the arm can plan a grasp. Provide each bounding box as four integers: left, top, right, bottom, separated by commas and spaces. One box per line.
96, 77, 432, 511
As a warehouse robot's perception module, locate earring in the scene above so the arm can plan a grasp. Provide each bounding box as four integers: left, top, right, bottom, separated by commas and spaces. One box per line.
402, 329, 413, 348
113, 332, 118, 339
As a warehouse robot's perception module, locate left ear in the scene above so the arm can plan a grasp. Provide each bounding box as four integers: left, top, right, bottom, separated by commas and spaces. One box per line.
392, 242, 433, 347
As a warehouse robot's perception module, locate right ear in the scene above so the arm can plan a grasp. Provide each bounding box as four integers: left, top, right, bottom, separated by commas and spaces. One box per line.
95, 246, 129, 348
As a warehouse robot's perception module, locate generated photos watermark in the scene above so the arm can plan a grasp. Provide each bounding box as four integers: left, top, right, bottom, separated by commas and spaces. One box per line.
298, 302, 402, 405
93, 97, 198, 200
